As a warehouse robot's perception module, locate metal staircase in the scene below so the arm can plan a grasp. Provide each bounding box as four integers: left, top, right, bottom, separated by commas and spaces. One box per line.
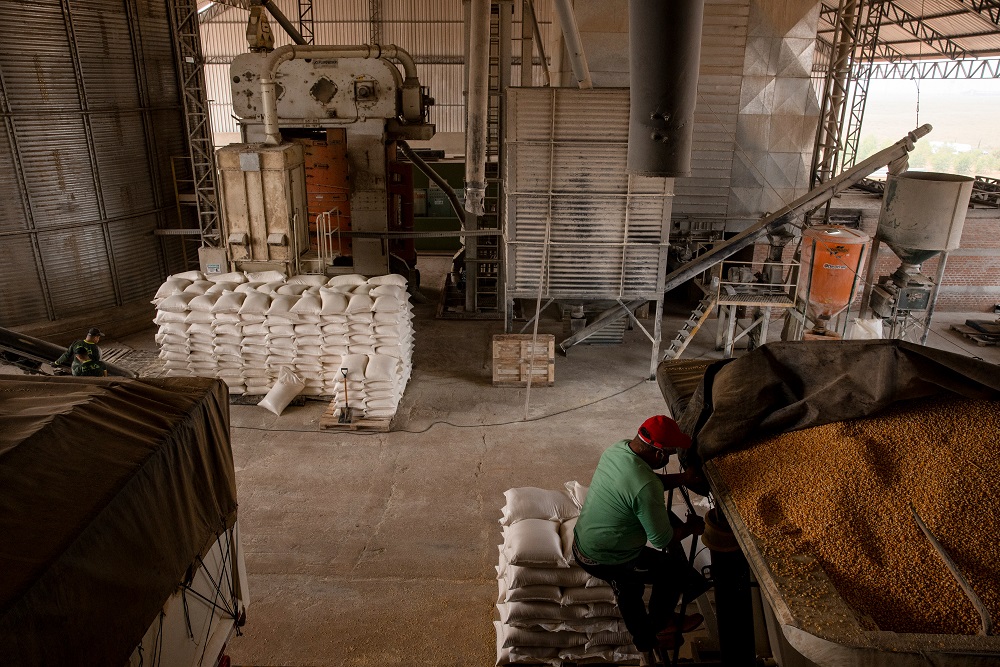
662, 296, 717, 361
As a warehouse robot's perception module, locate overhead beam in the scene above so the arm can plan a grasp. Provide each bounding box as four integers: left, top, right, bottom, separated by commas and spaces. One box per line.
198, 2, 231, 23
879, 0, 969, 60
957, 0, 1000, 27
858, 56, 1000, 78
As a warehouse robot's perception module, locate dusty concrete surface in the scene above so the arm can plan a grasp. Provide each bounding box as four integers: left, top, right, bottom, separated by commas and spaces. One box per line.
89, 256, 1000, 666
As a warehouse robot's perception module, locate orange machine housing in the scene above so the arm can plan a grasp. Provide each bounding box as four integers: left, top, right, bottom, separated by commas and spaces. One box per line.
800, 225, 870, 323
296, 129, 352, 257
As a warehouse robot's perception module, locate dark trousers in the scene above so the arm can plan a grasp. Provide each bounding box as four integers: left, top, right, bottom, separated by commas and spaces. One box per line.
573, 541, 702, 652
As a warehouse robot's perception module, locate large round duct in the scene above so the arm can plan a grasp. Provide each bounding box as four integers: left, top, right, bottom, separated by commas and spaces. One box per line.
627, 0, 705, 177
0, 0, 187, 333
877, 171, 974, 267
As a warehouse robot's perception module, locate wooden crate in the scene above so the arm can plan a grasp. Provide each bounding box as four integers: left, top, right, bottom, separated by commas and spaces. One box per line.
492, 334, 555, 387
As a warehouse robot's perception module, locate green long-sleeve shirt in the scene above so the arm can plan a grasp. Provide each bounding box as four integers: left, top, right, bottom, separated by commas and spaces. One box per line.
574, 440, 673, 565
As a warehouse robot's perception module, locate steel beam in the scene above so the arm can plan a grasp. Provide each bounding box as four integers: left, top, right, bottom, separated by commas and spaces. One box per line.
858, 56, 1000, 78
169, 0, 222, 248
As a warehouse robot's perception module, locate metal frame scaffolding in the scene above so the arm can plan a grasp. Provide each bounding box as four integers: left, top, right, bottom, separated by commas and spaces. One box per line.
169, 0, 221, 248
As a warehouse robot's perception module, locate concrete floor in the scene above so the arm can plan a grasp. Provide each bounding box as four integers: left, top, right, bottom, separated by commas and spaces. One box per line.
58, 256, 1000, 665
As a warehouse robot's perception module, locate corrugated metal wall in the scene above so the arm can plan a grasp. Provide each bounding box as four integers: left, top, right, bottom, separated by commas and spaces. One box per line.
0, 0, 184, 327
200, 0, 559, 139
505, 88, 672, 301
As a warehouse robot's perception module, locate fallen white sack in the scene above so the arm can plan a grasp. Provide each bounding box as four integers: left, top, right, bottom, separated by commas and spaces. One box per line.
258, 367, 306, 416
500, 487, 580, 526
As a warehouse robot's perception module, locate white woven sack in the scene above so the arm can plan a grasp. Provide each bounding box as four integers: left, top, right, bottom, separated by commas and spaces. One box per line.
497, 560, 588, 588
291, 293, 322, 315
320, 321, 349, 333
560, 517, 577, 564
293, 323, 323, 335
172, 270, 204, 282
502, 519, 568, 568
205, 282, 239, 295
235, 282, 264, 294
188, 322, 214, 337
214, 313, 242, 324
185, 311, 215, 325
268, 337, 295, 349
495, 619, 587, 649
154, 310, 186, 325
158, 293, 196, 313
346, 294, 374, 314
500, 487, 580, 526
296, 345, 323, 356
497, 580, 561, 605
276, 283, 311, 296
206, 271, 246, 284
256, 281, 282, 295
327, 273, 367, 287
338, 353, 367, 380
498, 601, 588, 627
213, 323, 242, 337
348, 311, 375, 324
243, 323, 267, 336
372, 295, 403, 312
214, 343, 242, 357
373, 311, 401, 324
239, 292, 272, 315
267, 294, 300, 315
351, 283, 377, 296
367, 274, 406, 287
183, 280, 214, 295
257, 366, 305, 416
245, 270, 285, 282
564, 481, 589, 509
159, 350, 188, 362
560, 585, 615, 606
211, 292, 246, 313
267, 324, 295, 336
242, 336, 267, 347
153, 278, 192, 301
370, 284, 406, 298
284, 273, 326, 286
364, 354, 399, 381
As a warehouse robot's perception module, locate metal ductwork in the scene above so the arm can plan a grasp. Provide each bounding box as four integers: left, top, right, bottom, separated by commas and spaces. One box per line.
553, 0, 592, 89
464, 0, 491, 216
627, 0, 705, 177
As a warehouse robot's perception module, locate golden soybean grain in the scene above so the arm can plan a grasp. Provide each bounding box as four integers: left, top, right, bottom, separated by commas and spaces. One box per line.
714, 395, 1000, 635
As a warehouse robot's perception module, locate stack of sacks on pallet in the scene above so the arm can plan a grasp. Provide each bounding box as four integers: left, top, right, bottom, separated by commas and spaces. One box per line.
152, 272, 415, 414
495, 484, 639, 666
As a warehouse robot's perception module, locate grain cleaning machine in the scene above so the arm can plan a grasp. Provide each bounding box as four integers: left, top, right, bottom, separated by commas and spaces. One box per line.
862, 172, 974, 342
215, 36, 435, 282
797, 225, 870, 340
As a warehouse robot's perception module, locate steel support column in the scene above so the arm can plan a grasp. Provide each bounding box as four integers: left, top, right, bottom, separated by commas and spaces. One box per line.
298, 0, 314, 44
168, 0, 221, 248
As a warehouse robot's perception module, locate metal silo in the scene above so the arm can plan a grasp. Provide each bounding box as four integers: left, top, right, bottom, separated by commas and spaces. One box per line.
0, 0, 189, 332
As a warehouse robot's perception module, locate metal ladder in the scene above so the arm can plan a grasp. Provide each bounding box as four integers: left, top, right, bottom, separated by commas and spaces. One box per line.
662, 296, 717, 361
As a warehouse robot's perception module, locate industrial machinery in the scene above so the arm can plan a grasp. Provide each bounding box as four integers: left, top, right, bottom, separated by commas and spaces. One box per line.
213, 12, 436, 283
797, 225, 870, 339
862, 172, 974, 342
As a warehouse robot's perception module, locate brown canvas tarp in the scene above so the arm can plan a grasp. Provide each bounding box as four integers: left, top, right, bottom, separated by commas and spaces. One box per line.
660, 339, 1000, 462
0, 375, 237, 667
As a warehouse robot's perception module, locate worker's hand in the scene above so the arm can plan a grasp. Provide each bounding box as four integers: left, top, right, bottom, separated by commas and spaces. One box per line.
685, 515, 705, 537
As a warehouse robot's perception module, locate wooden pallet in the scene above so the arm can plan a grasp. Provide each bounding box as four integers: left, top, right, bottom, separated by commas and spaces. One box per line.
951, 324, 1000, 347
319, 402, 393, 431
492, 334, 555, 387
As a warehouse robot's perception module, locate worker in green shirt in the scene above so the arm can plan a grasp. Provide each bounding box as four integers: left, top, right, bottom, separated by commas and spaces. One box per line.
71, 349, 108, 377
55, 327, 105, 376
573, 415, 709, 666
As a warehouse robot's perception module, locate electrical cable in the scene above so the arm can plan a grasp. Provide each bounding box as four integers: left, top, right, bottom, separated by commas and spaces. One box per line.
231, 378, 649, 436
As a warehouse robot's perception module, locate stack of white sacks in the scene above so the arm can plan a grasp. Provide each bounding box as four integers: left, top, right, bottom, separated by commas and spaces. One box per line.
152, 270, 414, 418
496, 483, 639, 666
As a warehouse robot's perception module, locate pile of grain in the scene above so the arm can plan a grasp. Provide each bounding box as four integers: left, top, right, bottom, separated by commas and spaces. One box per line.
713, 395, 1000, 635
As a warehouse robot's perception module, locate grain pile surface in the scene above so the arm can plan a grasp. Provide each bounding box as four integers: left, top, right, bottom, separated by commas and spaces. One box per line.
713, 395, 1000, 635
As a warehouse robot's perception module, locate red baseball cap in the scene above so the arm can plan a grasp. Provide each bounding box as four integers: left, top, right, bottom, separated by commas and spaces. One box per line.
638, 415, 692, 450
